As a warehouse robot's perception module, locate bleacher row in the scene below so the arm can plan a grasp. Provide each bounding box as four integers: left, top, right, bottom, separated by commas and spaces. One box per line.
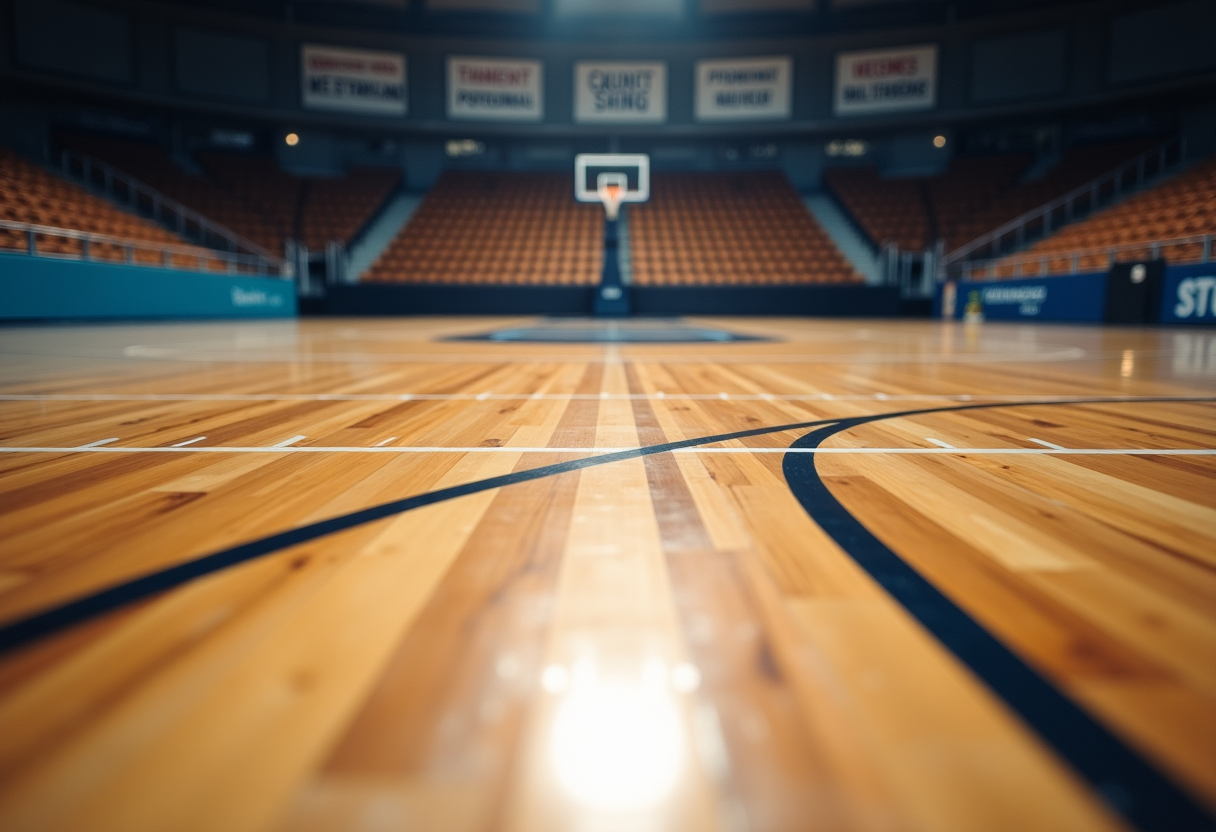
1000, 155, 1216, 275
3, 134, 1212, 289
826, 139, 1160, 253
57, 134, 400, 255
366, 171, 860, 286
0, 147, 223, 269
367, 173, 602, 286
629, 173, 858, 285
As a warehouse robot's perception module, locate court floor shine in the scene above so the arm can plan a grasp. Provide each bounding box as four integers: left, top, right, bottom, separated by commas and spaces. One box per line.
0, 317, 1214, 832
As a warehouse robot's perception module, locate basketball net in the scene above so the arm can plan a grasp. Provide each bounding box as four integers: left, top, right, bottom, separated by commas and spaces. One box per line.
597, 177, 626, 221
598, 183, 625, 221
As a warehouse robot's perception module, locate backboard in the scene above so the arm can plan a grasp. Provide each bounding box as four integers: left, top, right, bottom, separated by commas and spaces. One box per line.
574, 154, 650, 219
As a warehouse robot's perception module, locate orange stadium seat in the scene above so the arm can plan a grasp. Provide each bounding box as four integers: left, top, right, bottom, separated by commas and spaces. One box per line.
1005, 154, 1216, 273
629, 172, 860, 286
57, 134, 400, 256
365, 171, 602, 286
825, 139, 1159, 255
0, 147, 222, 269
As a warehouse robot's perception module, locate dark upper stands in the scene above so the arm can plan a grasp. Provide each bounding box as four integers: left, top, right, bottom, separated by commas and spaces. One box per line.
0, 147, 217, 267
58, 134, 400, 255
826, 139, 1160, 254
57, 134, 275, 252
629, 172, 860, 286
366, 172, 602, 286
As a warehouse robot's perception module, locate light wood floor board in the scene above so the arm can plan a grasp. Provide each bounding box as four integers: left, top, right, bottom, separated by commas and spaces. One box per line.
0, 317, 1213, 832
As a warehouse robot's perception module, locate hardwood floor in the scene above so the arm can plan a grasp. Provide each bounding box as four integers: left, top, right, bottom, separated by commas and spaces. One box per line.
0, 317, 1213, 832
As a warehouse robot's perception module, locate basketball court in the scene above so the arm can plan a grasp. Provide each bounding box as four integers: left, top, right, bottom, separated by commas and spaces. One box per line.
2, 5, 1215, 829
1, 315, 1213, 832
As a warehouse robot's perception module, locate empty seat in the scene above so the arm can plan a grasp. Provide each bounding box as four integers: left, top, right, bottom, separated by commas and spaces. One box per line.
1000, 155, 1216, 271
0, 147, 220, 267
629, 172, 860, 286
825, 138, 1160, 255
57, 133, 401, 256
365, 172, 601, 286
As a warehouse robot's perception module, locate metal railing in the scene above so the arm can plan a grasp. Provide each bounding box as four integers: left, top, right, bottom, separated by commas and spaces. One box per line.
59, 150, 271, 260
942, 135, 1187, 269
882, 240, 943, 298
945, 234, 1213, 282
0, 219, 293, 278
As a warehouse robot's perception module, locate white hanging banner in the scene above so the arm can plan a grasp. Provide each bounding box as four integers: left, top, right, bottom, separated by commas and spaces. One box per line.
447, 56, 543, 121
834, 44, 937, 116
574, 61, 667, 123
696, 56, 792, 121
301, 44, 407, 116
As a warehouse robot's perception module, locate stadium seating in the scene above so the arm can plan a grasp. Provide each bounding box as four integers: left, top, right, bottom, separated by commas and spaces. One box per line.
365, 171, 602, 285
628, 172, 860, 285
999, 154, 1216, 274
55, 134, 277, 253
300, 168, 401, 253
0, 147, 216, 267
58, 134, 399, 255
826, 139, 1159, 254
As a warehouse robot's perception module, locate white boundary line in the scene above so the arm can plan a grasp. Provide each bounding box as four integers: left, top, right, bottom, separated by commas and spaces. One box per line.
74, 438, 119, 448
0, 446, 1211, 456
2, 393, 1213, 404
116, 345, 1092, 365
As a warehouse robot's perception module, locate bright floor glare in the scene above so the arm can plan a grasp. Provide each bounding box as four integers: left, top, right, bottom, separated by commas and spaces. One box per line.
549, 659, 684, 811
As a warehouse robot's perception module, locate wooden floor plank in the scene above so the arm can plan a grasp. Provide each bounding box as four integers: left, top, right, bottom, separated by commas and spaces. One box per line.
0, 318, 1212, 831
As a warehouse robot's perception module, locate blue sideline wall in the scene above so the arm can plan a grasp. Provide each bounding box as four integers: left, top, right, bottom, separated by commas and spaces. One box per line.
936, 264, 1216, 325
325, 283, 901, 317
0, 254, 297, 319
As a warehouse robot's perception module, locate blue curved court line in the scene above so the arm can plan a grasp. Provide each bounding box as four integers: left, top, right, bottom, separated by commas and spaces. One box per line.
0, 396, 1213, 831
783, 412, 1216, 832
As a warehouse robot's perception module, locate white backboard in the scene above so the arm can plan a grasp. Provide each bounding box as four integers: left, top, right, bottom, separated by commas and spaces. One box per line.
574, 154, 650, 203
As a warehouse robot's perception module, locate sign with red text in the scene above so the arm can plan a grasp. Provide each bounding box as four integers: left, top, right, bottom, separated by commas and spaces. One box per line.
448, 56, 543, 121
302, 44, 407, 116
834, 44, 936, 116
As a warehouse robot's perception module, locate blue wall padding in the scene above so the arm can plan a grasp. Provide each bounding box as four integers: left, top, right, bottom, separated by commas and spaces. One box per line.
0, 254, 297, 319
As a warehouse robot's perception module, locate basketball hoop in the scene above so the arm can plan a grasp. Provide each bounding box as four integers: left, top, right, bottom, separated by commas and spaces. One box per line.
597, 172, 628, 221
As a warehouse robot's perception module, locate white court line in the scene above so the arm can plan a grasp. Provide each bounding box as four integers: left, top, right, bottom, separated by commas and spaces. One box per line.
170, 436, 207, 447
374, 437, 398, 447
925, 438, 956, 449
2, 393, 1213, 404
1028, 438, 1068, 450
0, 446, 1211, 456
117, 346, 1092, 364
271, 435, 307, 448
75, 438, 119, 448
